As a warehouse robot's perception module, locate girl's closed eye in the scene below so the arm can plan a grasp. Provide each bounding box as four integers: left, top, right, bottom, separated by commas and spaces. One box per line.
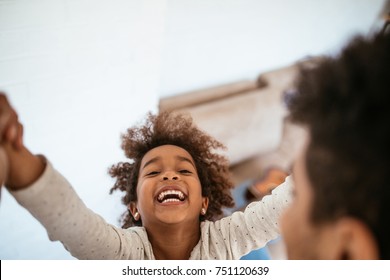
146, 171, 160, 176
179, 169, 192, 174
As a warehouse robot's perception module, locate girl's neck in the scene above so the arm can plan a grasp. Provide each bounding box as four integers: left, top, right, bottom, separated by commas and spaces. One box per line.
146, 222, 201, 260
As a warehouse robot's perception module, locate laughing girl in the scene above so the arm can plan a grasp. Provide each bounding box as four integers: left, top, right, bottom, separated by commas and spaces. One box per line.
1, 97, 292, 259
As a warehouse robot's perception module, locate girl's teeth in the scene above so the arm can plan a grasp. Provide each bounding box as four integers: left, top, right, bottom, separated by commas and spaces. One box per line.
161, 198, 181, 203
157, 190, 185, 202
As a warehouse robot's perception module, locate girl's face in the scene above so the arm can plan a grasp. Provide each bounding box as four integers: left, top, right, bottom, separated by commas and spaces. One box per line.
131, 144, 208, 228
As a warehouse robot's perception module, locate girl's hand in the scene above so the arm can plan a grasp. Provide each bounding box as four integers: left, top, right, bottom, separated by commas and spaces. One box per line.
0, 92, 22, 192
0, 146, 8, 188
0, 93, 42, 191
0, 93, 23, 150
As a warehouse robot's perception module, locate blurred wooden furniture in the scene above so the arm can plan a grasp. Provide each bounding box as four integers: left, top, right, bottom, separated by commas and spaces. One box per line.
158, 58, 316, 200
159, 62, 304, 165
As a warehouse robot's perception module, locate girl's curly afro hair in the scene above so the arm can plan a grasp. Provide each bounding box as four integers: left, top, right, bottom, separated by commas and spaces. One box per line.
109, 111, 235, 228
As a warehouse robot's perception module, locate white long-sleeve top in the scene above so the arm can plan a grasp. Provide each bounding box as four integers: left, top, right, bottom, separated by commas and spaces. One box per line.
10, 160, 292, 259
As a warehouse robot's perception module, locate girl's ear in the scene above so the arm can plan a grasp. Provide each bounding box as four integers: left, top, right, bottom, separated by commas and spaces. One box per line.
128, 202, 141, 221
202, 197, 209, 212
334, 217, 379, 259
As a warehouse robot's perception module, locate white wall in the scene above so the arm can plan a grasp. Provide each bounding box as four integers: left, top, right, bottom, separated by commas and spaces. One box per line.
161, 0, 385, 96
0, 0, 166, 259
0, 0, 385, 259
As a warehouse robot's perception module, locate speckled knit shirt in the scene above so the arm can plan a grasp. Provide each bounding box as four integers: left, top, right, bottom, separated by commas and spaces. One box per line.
10, 160, 292, 260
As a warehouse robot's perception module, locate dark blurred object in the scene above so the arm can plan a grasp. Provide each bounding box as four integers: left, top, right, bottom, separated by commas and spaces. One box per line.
381, 11, 390, 34
246, 167, 288, 201
379, 0, 390, 34
223, 166, 288, 216
282, 88, 298, 108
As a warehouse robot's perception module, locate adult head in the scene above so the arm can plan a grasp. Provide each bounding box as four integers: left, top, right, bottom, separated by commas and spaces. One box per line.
281, 32, 390, 259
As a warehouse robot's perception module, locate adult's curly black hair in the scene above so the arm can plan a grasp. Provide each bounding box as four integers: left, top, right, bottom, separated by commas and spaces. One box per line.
288, 32, 390, 259
109, 111, 235, 228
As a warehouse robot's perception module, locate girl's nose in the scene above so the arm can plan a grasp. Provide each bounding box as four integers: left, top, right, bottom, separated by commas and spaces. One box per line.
162, 171, 179, 181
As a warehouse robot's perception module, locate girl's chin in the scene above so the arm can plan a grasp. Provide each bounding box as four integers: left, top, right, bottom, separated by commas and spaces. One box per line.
154, 213, 198, 225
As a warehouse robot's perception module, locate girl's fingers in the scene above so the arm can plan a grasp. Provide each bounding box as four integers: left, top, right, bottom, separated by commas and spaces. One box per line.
0, 93, 22, 149
0, 94, 12, 141
5, 109, 19, 143
15, 123, 24, 149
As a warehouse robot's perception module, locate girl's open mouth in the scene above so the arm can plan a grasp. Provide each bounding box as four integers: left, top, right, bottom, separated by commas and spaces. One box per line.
156, 189, 186, 204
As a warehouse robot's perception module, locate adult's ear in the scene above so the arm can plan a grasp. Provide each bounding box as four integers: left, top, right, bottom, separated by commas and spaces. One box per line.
334, 217, 379, 259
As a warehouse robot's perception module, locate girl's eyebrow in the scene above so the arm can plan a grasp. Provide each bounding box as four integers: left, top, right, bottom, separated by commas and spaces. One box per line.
142, 156, 161, 169
142, 155, 196, 170
176, 155, 195, 168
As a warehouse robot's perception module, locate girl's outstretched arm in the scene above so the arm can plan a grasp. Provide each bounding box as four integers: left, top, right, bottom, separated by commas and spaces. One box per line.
0, 93, 153, 260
